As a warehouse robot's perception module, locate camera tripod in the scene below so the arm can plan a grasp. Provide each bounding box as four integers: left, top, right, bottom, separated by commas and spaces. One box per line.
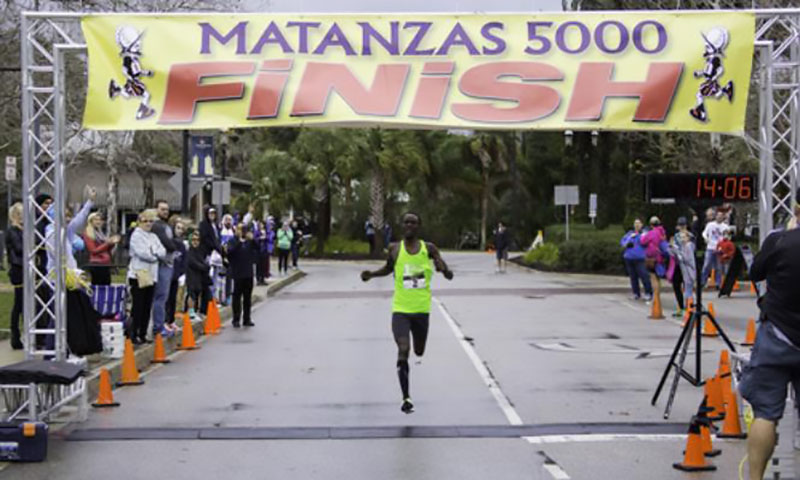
650, 226, 738, 419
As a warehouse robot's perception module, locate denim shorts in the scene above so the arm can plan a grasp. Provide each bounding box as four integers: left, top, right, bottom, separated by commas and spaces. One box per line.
739, 322, 800, 421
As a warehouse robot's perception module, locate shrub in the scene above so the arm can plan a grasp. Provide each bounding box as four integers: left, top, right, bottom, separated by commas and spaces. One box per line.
557, 240, 625, 275
324, 235, 370, 255
523, 243, 560, 268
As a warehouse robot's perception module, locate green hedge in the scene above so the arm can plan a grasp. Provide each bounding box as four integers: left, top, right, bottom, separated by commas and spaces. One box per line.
558, 240, 625, 275
522, 240, 624, 275
523, 243, 559, 268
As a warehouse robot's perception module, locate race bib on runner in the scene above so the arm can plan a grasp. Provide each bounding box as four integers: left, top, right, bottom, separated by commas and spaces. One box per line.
402, 264, 427, 289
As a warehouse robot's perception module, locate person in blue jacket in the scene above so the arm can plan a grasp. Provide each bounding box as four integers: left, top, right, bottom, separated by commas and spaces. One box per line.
620, 218, 653, 301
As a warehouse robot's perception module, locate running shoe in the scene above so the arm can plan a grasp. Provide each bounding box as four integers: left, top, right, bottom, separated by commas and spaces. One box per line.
401, 398, 414, 414
671, 309, 684, 318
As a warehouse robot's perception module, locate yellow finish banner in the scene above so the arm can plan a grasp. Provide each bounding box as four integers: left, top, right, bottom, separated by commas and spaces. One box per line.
82, 12, 754, 132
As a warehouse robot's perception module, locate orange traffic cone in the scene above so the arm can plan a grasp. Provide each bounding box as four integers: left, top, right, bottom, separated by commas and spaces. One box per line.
750, 282, 757, 296
152, 333, 171, 364
708, 269, 717, 289
682, 298, 694, 327
718, 351, 733, 401
717, 389, 747, 439
702, 318, 719, 337
204, 311, 215, 336
649, 278, 664, 320
702, 303, 719, 337
696, 398, 721, 457
733, 280, 740, 292
718, 350, 731, 377
177, 312, 200, 350
116, 338, 144, 386
649, 295, 665, 320
742, 318, 757, 346
673, 417, 717, 471
92, 368, 120, 408
705, 374, 726, 421
208, 300, 222, 334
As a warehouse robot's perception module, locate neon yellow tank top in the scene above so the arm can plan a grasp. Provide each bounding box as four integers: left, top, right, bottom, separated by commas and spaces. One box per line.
392, 240, 433, 314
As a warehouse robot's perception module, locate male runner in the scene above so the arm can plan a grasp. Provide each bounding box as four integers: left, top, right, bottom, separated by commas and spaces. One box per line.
361, 213, 454, 414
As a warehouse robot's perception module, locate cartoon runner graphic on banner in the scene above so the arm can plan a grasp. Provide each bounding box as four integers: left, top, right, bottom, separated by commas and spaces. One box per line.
108, 25, 156, 120
690, 27, 734, 122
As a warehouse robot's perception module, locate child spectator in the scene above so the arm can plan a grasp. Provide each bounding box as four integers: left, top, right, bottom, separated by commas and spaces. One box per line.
186, 231, 211, 318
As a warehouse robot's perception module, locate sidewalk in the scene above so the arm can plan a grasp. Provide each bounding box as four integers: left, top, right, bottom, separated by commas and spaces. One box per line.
0, 270, 305, 379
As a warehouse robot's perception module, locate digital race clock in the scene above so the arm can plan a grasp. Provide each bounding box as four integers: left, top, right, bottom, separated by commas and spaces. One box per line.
646, 173, 758, 204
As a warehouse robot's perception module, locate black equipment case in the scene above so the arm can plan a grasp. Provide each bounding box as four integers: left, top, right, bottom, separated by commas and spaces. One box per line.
0, 422, 47, 462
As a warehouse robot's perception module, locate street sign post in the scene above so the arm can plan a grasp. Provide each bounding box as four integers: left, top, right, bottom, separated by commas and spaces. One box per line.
212, 181, 231, 206
554, 185, 579, 241
5, 156, 16, 182
5, 156, 16, 225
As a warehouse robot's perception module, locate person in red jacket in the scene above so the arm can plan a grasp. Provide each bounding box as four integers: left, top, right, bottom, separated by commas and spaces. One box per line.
715, 228, 736, 280
83, 212, 121, 285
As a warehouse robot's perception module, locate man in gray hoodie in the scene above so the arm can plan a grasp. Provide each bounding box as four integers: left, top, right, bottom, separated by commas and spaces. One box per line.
150, 200, 181, 338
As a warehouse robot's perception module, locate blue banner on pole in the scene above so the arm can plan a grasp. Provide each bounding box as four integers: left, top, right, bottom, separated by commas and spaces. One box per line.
189, 136, 214, 178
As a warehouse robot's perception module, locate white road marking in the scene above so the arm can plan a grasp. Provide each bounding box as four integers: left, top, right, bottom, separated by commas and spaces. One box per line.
524, 433, 686, 444
538, 451, 571, 479
543, 463, 571, 479
434, 297, 524, 426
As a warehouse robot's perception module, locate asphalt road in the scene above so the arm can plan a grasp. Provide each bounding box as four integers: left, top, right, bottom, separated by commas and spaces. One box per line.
4, 252, 771, 479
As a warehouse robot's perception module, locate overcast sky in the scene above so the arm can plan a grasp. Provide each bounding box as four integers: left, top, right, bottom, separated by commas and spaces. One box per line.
244, 0, 564, 13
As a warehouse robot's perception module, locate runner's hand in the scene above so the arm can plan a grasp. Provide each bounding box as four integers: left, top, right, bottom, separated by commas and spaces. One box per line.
360, 271, 371, 282
443, 269, 454, 280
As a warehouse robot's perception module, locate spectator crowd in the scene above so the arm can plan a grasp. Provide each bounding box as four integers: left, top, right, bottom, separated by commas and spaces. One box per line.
620, 205, 741, 317
5, 193, 306, 351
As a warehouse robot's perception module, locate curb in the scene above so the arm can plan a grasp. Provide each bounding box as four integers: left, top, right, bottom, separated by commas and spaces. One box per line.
84, 270, 305, 401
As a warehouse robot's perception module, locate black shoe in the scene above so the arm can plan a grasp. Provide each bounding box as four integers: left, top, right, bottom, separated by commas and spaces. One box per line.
108, 79, 121, 99
724, 81, 734, 102
232, 322, 240, 328
10, 338, 23, 350
689, 105, 707, 122
243, 321, 255, 327
142, 337, 153, 344
131, 336, 143, 346
401, 398, 414, 414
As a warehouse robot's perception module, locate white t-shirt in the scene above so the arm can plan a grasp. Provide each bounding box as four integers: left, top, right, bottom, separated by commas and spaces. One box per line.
702, 221, 728, 251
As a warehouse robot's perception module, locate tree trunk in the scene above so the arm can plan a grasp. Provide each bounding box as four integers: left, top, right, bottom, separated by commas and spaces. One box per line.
141, 161, 154, 209
369, 165, 385, 257
480, 167, 489, 251
315, 182, 331, 256
107, 159, 119, 234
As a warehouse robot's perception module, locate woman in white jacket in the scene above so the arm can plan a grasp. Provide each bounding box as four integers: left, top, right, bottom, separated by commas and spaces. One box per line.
127, 209, 167, 344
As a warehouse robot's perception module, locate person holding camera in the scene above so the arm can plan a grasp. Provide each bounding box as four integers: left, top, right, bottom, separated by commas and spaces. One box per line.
740, 197, 800, 480
227, 224, 259, 328
620, 218, 652, 301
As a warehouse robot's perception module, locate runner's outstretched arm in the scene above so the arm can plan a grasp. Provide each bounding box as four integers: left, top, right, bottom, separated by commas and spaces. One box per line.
427, 243, 454, 280
361, 243, 397, 282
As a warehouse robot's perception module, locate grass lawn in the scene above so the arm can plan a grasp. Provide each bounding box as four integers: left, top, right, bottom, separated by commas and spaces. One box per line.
0, 290, 13, 330
324, 235, 370, 255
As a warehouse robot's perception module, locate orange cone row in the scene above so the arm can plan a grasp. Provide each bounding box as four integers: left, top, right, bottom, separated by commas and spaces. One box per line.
93, 300, 223, 409
674, 349, 748, 470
